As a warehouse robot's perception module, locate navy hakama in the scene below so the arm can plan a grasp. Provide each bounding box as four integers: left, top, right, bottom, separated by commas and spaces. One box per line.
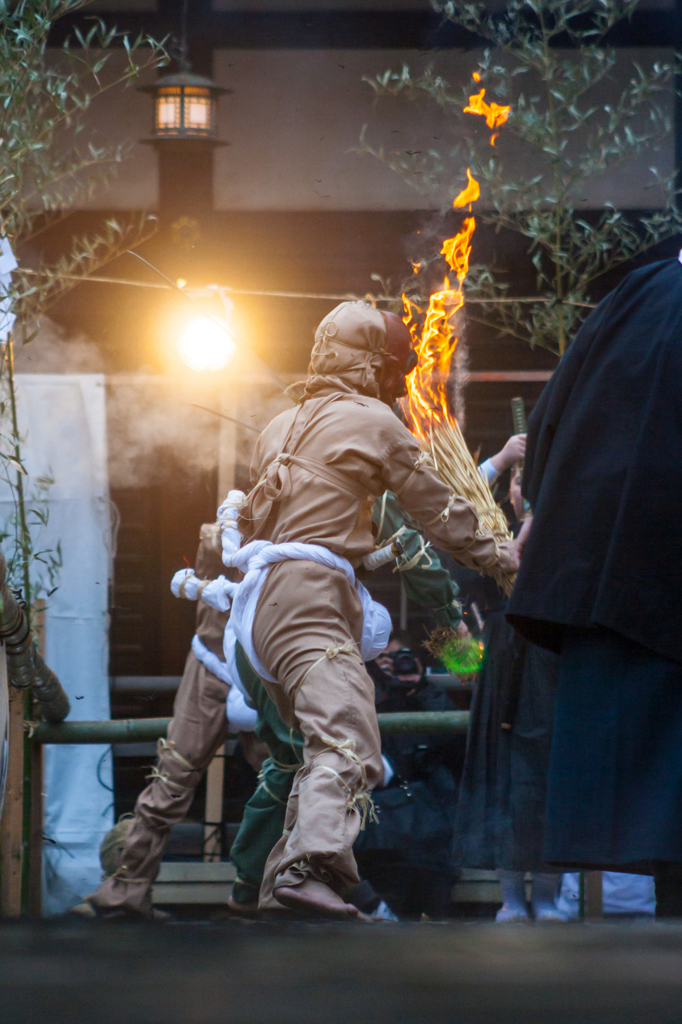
455, 611, 559, 872
544, 627, 682, 870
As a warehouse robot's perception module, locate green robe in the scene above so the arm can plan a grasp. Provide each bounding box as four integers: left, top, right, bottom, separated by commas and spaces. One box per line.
371, 491, 461, 630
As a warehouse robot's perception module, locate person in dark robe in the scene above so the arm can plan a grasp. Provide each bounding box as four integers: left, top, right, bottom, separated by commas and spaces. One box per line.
356, 634, 462, 920
455, 469, 566, 921
506, 255, 682, 916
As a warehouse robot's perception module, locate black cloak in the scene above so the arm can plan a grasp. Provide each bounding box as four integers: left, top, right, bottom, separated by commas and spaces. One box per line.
506, 256, 682, 666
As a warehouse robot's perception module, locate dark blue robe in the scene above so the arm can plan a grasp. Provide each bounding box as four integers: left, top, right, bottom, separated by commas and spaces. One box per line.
507, 257, 682, 666
507, 257, 682, 866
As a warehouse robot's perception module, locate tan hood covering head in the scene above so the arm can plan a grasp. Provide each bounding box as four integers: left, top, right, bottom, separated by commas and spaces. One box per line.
288, 301, 388, 403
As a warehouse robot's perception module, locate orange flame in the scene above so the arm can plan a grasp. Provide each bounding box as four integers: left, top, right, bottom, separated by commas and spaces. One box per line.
401, 176, 479, 441
472, 71, 481, 82
401, 88, 511, 445
463, 88, 510, 130
490, 132, 499, 147
453, 167, 480, 208
441, 216, 475, 284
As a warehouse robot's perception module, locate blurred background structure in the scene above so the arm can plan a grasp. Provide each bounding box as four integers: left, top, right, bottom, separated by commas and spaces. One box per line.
4, 0, 680, 914
33, 0, 680, 678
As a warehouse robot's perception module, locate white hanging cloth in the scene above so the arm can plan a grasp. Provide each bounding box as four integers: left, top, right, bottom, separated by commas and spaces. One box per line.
0, 236, 17, 343
0, 375, 112, 914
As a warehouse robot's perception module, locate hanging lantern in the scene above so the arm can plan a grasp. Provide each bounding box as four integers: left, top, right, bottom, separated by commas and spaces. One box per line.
139, 72, 230, 143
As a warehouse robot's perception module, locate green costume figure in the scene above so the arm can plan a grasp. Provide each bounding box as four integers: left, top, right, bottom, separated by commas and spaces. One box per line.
371, 491, 462, 629
229, 492, 462, 909
229, 643, 305, 907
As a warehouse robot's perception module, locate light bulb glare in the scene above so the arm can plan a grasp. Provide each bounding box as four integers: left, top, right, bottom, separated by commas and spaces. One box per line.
176, 317, 236, 372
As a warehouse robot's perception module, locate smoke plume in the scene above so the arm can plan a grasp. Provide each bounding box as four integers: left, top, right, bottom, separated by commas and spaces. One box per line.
107, 375, 292, 491
13, 316, 103, 373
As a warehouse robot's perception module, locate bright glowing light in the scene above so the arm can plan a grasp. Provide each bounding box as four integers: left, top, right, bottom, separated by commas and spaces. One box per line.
176, 317, 236, 372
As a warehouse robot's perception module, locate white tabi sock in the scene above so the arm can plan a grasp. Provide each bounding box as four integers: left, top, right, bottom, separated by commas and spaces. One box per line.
531, 872, 569, 921
496, 869, 528, 922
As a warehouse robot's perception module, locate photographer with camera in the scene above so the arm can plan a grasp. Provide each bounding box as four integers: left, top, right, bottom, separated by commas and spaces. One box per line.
354, 633, 462, 919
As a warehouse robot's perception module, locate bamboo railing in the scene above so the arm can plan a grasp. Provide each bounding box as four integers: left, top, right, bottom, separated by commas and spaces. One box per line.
31, 711, 470, 746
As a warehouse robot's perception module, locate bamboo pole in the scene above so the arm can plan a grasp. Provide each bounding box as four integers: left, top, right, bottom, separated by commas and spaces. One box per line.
378, 711, 470, 734
32, 711, 471, 746
33, 717, 172, 745
510, 396, 529, 435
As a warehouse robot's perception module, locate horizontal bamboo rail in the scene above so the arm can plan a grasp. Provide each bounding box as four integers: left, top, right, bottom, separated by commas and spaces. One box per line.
32, 711, 470, 745
32, 717, 172, 745
376, 711, 470, 734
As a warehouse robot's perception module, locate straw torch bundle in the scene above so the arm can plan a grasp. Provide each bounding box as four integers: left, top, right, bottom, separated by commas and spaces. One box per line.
427, 413, 514, 594
401, 168, 515, 598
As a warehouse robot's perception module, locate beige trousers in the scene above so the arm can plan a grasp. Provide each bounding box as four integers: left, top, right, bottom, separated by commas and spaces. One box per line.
254, 560, 383, 910
88, 651, 229, 914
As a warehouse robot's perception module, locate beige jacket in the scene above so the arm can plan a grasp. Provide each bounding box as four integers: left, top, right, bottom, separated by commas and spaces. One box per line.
239, 301, 510, 573
240, 387, 503, 571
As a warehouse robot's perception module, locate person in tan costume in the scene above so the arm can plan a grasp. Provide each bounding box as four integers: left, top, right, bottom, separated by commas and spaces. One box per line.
238, 300, 521, 919
75, 527, 264, 918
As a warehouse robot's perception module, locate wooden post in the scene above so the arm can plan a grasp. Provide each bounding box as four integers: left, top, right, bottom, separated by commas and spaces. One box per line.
27, 739, 43, 916
203, 747, 225, 862
27, 598, 46, 916
0, 650, 24, 918
585, 871, 603, 919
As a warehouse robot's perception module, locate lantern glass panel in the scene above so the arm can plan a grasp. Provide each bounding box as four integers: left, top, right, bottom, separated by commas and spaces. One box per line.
156, 87, 181, 133
183, 87, 212, 134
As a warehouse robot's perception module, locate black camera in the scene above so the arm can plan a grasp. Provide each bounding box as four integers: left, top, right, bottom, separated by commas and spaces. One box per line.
390, 648, 420, 677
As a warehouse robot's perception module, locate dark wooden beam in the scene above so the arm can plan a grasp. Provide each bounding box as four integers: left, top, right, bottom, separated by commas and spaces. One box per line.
48, 8, 680, 51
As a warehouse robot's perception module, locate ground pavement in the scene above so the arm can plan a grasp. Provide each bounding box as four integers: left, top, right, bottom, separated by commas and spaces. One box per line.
2, 919, 682, 1023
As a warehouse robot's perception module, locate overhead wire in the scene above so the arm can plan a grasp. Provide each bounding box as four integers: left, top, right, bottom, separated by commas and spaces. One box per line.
17, 266, 596, 307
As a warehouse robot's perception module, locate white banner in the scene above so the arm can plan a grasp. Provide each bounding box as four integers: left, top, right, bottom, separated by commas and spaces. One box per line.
0, 374, 113, 913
